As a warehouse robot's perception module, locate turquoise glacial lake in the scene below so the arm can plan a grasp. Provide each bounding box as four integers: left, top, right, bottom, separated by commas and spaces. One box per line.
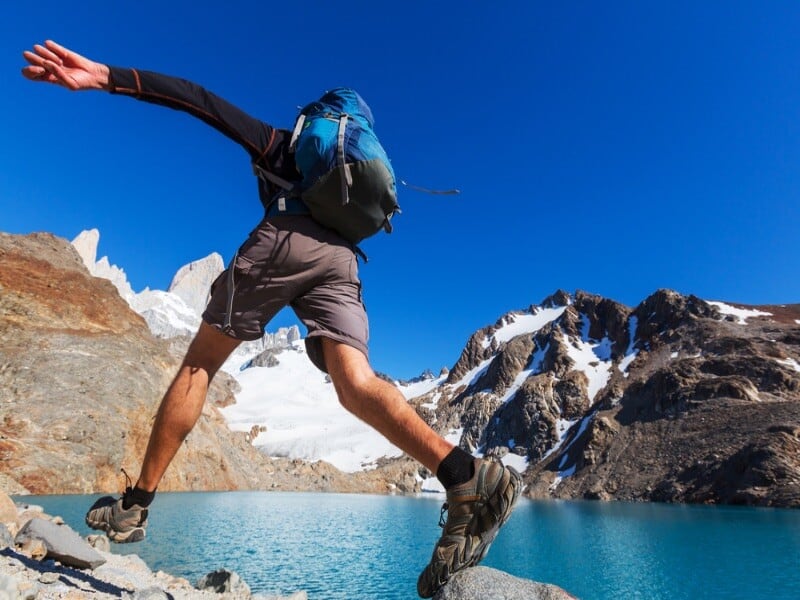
20, 492, 800, 599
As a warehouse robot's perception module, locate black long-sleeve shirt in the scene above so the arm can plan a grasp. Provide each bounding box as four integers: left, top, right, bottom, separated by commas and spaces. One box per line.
107, 66, 298, 205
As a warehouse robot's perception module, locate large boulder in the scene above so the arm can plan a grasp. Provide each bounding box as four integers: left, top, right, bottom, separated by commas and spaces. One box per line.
14, 517, 106, 570
197, 568, 251, 597
434, 566, 577, 599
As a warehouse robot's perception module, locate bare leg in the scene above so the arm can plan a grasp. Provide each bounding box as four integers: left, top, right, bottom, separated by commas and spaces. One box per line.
136, 321, 241, 491
321, 338, 453, 473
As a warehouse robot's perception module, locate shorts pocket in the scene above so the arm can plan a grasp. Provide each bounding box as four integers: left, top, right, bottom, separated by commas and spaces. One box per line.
233, 253, 255, 276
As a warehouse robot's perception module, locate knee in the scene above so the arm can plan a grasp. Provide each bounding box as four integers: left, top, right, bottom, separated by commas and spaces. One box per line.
332, 370, 374, 414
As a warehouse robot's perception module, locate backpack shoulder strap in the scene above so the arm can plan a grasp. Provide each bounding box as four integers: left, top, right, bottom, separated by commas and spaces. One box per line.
337, 113, 353, 205
288, 114, 306, 154
252, 163, 294, 191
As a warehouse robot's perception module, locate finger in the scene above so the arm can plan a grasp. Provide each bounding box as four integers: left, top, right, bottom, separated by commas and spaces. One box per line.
34, 43, 63, 65
45, 40, 74, 62
21, 65, 56, 83
23, 49, 45, 67
43, 60, 79, 90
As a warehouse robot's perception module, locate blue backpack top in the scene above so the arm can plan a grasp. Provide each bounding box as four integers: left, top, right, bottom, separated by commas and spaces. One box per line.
254, 88, 400, 245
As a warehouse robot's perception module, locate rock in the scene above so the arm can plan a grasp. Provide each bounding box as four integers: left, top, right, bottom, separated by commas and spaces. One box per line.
0, 473, 30, 495
434, 567, 577, 600
20, 538, 47, 560
197, 568, 251, 597
14, 517, 106, 570
0, 523, 13, 549
167, 252, 224, 316
19, 538, 47, 560
124, 586, 171, 600
0, 489, 17, 527
17, 580, 39, 600
71, 228, 100, 269
0, 573, 19, 598
38, 572, 60, 584
246, 349, 281, 368
16, 505, 45, 529
87, 534, 111, 552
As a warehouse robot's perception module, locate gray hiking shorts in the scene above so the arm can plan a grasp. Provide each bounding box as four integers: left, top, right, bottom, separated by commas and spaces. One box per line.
202, 215, 369, 372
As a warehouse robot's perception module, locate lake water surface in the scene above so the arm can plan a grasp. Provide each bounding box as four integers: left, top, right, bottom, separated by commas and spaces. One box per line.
22, 492, 800, 599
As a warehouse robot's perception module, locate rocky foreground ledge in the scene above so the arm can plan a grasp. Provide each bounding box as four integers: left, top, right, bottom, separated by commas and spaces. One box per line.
0, 490, 576, 600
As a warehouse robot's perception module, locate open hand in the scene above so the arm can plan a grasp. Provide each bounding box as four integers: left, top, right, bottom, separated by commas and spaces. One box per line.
22, 40, 109, 91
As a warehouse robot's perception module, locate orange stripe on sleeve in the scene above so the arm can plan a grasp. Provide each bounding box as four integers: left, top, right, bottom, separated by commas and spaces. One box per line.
132, 69, 142, 97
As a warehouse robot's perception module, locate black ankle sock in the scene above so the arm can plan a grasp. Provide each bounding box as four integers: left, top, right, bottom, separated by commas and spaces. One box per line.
122, 486, 156, 509
436, 447, 475, 489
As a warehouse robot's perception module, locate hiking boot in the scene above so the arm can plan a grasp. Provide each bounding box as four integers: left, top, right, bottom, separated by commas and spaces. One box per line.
417, 458, 522, 598
85, 493, 148, 543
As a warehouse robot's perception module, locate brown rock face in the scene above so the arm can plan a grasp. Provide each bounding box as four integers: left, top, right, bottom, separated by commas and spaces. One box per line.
0, 234, 272, 493
0, 232, 397, 496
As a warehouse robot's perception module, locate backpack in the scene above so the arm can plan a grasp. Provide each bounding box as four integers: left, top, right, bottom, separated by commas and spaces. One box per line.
253, 88, 400, 245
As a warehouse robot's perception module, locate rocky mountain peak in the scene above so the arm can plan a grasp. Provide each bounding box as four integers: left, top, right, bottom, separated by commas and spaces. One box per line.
168, 252, 225, 316
70, 229, 135, 302
71, 228, 99, 267
407, 288, 800, 508
541, 289, 572, 308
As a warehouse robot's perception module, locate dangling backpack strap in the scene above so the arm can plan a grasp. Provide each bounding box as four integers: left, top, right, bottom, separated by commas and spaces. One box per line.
337, 114, 352, 205
399, 180, 461, 195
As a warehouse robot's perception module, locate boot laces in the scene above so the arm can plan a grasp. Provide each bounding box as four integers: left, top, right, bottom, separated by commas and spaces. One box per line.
121, 467, 134, 496
438, 502, 449, 528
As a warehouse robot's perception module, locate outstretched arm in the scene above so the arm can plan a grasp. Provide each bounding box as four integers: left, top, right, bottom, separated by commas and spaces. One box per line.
22, 40, 109, 91
21, 40, 289, 172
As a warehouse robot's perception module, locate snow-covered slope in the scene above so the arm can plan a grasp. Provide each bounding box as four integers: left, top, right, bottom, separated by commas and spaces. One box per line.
220, 343, 405, 472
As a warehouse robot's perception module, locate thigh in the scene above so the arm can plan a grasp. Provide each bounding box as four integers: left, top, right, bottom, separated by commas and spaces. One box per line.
292, 249, 370, 373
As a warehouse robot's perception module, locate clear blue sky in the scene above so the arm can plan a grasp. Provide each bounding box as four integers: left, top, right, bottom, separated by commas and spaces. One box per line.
3, 1, 799, 379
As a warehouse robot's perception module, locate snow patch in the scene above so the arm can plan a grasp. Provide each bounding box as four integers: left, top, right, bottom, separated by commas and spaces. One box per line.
482, 306, 567, 348
617, 315, 639, 378
498, 368, 534, 405
444, 428, 464, 446
542, 418, 578, 461
776, 357, 800, 373
708, 301, 772, 324
530, 342, 550, 374
398, 374, 447, 400
549, 413, 595, 490
420, 476, 445, 494
670, 351, 679, 359
451, 357, 494, 391
564, 333, 613, 402
501, 452, 529, 473
420, 391, 443, 411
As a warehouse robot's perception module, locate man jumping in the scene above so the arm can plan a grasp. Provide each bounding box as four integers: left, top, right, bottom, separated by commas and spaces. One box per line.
22, 40, 522, 597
